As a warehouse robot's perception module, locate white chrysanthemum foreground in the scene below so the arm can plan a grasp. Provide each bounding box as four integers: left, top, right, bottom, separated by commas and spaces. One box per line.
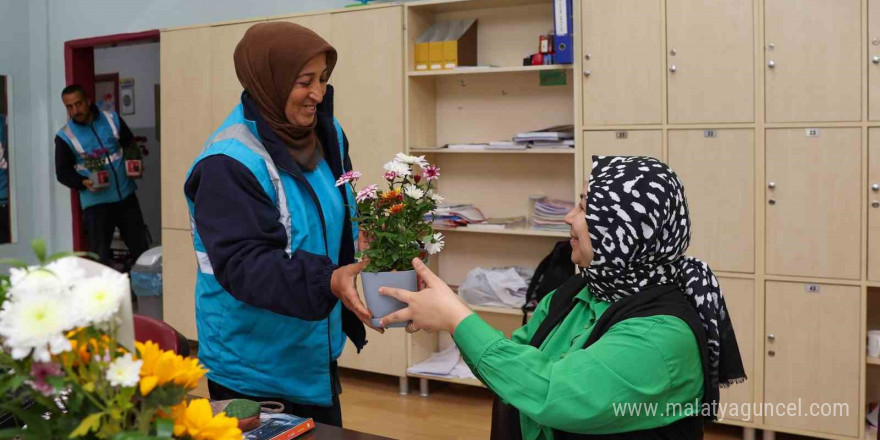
106, 353, 143, 388
71, 270, 130, 326
394, 152, 428, 168
0, 293, 76, 362
403, 184, 425, 200
383, 160, 411, 177
423, 232, 445, 255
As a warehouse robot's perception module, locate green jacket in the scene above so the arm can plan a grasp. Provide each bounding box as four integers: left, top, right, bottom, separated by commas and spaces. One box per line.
453, 285, 704, 439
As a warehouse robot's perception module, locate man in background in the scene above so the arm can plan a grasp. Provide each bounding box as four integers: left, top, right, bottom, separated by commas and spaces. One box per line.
54, 84, 148, 269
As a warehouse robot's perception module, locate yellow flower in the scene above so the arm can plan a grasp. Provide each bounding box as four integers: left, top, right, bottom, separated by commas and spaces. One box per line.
386, 203, 405, 215
173, 399, 242, 440
135, 341, 207, 396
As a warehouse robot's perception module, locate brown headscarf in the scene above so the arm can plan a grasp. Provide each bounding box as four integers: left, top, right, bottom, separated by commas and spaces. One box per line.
233, 22, 337, 170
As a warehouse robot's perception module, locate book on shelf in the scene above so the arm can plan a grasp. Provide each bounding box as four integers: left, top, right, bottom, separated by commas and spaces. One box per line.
464, 216, 527, 231
244, 413, 315, 440
430, 203, 487, 228
447, 143, 490, 150
529, 139, 575, 149
514, 124, 575, 142
531, 198, 574, 231
487, 141, 528, 150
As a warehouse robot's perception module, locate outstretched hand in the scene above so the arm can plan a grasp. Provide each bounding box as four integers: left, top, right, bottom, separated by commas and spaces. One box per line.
378, 258, 473, 334
331, 260, 384, 333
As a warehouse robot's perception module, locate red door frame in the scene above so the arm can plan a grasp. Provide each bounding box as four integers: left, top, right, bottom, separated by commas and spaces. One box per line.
63, 30, 159, 251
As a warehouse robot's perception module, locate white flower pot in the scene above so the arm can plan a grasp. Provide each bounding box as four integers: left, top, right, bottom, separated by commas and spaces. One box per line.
125, 159, 143, 178
361, 270, 417, 328
90, 170, 110, 189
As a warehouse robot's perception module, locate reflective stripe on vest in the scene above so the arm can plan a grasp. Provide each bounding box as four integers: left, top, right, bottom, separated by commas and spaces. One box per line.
191, 124, 293, 274
64, 111, 123, 172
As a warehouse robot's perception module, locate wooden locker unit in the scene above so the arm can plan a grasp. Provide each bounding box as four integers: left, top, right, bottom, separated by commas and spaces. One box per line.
210, 22, 262, 128
870, 0, 880, 121
581, 0, 663, 125
160, 27, 213, 232
162, 229, 199, 339
583, 130, 663, 174
329, 7, 404, 188
870, 128, 880, 281
765, 128, 861, 280
668, 129, 755, 273
717, 277, 756, 423
666, 0, 754, 124
764, 281, 861, 437
764, 0, 861, 122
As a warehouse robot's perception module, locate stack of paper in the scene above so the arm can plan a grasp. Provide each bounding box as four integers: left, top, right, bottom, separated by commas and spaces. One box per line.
531, 198, 574, 231
407, 345, 477, 380
447, 143, 490, 151
487, 141, 528, 150
514, 124, 574, 143
529, 139, 575, 149
465, 216, 526, 231
429, 203, 487, 228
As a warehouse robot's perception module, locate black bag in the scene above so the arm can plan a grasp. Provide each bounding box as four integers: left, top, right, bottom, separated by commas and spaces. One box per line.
522, 240, 575, 324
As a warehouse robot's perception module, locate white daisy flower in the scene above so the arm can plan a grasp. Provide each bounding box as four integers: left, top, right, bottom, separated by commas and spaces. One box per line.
0, 294, 75, 362
428, 191, 444, 204
423, 233, 445, 255
383, 160, 411, 177
71, 270, 129, 326
106, 353, 142, 388
403, 184, 425, 200
394, 153, 428, 168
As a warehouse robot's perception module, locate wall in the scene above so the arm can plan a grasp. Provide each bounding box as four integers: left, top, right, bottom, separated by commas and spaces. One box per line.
95, 43, 162, 245
0, 0, 54, 262
0, 0, 371, 259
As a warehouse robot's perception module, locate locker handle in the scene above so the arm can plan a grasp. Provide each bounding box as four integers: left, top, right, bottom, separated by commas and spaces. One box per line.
872, 183, 879, 191
583, 70, 591, 77
767, 334, 775, 341
768, 350, 776, 357
669, 65, 677, 73
768, 182, 776, 189
873, 56, 880, 64
768, 60, 775, 68
872, 200, 880, 208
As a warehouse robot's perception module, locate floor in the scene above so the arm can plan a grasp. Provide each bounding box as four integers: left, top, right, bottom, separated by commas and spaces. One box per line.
193, 369, 816, 440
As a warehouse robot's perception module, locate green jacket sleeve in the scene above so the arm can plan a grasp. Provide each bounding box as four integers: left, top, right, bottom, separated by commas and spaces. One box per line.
452, 312, 703, 435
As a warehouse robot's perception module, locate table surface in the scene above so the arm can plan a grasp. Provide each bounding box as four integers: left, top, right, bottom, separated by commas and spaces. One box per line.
299, 422, 395, 440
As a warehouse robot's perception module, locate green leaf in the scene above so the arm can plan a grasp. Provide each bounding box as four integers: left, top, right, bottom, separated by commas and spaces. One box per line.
70, 412, 103, 437
31, 239, 47, 263
0, 259, 28, 269
0, 428, 26, 439
155, 418, 174, 437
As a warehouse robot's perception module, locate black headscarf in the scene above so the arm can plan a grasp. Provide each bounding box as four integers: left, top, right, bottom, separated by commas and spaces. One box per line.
583, 155, 746, 396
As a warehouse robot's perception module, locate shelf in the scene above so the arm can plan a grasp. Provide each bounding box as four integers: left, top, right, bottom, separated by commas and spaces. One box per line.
436, 225, 570, 238
409, 65, 572, 77
407, 372, 485, 388
407, 0, 553, 14
868, 357, 880, 366
469, 304, 523, 316
410, 148, 574, 155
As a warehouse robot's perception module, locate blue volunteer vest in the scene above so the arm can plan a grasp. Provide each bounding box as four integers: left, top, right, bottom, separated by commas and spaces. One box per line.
56, 110, 136, 209
185, 104, 356, 406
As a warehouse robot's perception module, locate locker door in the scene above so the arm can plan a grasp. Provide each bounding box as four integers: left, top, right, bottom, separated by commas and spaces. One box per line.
764, 0, 861, 122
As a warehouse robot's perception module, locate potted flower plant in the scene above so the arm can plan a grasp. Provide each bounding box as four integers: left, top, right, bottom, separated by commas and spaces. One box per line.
84, 148, 111, 190
336, 153, 444, 328
0, 240, 242, 439
123, 136, 148, 179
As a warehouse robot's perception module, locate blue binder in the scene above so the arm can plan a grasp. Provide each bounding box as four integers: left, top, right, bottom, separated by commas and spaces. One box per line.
554, 0, 573, 64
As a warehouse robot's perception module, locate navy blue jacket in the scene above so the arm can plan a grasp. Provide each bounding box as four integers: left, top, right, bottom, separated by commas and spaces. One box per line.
184, 86, 366, 351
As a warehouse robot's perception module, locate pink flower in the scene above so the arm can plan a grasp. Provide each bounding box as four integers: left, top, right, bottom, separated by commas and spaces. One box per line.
29, 361, 63, 396
335, 171, 362, 187
384, 171, 398, 181
356, 184, 379, 203
423, 165, 440, 181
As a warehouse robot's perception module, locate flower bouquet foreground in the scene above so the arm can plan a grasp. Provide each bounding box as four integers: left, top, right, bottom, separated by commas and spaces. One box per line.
0, 240, 242, 440
336, 153, 445, 328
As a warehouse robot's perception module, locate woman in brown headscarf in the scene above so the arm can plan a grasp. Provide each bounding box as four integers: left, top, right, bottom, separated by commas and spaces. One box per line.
183, 22, 376, 426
